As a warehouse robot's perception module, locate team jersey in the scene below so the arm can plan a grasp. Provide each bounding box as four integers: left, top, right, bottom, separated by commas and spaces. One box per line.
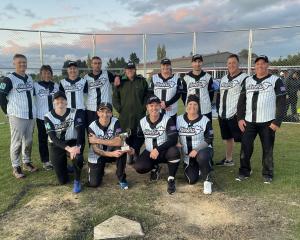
218, 72, 248, 119
183, 71, 214, 115
177, 113, 214, 164
0, 72, 36, 119
149, 73, 182, 117
59, 77, 87, 110
34, 81, 59, 120
88, 117, 122, 163
84, 70, 114, 111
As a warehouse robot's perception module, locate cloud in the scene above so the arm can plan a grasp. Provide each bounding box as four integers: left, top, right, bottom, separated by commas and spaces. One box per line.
31, 16, 79, 30
3, 3, 19, 13
24, 9, 36, 18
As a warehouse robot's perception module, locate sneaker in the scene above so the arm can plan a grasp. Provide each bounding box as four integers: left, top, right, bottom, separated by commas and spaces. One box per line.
13, 166, 25, 178
23, 163, 38, 172
263, 176, 273, 184
167, 179, 176, 194
43, 161, 53, 171
119, 180, 129, 190
235, 174, 249, 181
73, 180, 81, 193
203, 180, 212, 194
150, 166, 160, 181
216, 158, 234, 166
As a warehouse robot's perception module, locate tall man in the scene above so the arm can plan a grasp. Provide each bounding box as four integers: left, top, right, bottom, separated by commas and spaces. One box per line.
182, 54, 214, 121
148, 58, 183, 122
0, 54, 38, 178
112, 62, 148, 163
216, 54, 248, 166
236, 55, 286, 183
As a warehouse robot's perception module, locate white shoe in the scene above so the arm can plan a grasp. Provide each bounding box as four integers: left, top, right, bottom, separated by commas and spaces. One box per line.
203, 181, 212, 195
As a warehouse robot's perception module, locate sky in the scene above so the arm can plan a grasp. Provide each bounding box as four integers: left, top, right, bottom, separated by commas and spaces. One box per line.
0, 0, 299, 71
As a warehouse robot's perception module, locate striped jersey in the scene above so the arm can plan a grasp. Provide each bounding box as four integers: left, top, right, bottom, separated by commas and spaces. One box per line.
149, 73, 181, 117
183, 71, 214, 115
59, 77, 87, 110
44, 108, 84, 142
218, 72, 248, 119
138, 114, 174, 151
88, 117, 122, 163
34, 81, 59, 120
84, 70, 114, 111
2, 72, 36, 119
177, 113, 213, 164
242, 74, 286, 123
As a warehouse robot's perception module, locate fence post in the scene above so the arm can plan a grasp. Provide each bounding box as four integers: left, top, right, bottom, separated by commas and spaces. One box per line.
92, 34, 96, 57
247, 29, 253, 75
143, 34, 147, 78
39, 31, 44, 66
192, 32, 197, 55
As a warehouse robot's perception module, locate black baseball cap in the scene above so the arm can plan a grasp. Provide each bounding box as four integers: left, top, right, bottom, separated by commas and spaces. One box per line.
192, 54, 203, 62
67, 61, 78, 68
255, 55, 269, 63
187, 94, 200, 106
146, 95, 161, 105
97, 102, 113, 112
160, 58, 171, 65
125, 61, 136, 69
53, 91, 67, 101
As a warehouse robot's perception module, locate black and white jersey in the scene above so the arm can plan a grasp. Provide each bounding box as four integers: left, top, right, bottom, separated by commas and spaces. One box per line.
177, 113, 213, 164
138, 113, 177, 152
88, 117, 122, 163
183, 71, 214, 115
0, 72, 36, 119
34, 81, 59, 120
59, 77, 87, 110
218, 72, 248, 119
84, 71, 114, 112
44, 108, 84, 143
241, 74, 286, 123
149, 73, 181, 117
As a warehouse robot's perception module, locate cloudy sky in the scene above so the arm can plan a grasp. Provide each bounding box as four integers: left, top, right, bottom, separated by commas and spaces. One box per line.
0, 0, 299, 71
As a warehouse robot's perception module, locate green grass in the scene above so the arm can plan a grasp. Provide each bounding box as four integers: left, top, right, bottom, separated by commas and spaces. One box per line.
0, 104, 299, 239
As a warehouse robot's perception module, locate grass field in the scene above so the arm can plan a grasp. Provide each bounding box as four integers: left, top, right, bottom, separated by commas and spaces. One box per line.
0, 106, 299, 240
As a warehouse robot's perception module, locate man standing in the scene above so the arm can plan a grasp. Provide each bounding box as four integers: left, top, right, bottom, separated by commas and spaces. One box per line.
182, 54, 214, 121
216, 54, 248, 166
0, 54, 38, 178
112, 62, 148, 163
236, 55, 286, 183
84, 56, 120, 126
148, 58, 183, 122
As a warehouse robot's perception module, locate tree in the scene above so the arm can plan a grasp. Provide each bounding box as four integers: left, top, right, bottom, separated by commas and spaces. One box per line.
129, 52, 140, 65
157, 44, 162, 60
271, 53, 300, 66
106, 57, 127, 69
161, 44, 166, 59
87, 54, 92, 69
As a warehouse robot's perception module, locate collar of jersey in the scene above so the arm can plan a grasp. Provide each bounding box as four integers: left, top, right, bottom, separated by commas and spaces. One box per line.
51, 108, 71, 121
65, 77, 81, 84
146, 113, 164, 129
88, 71, 102, 79
13, 72, 28, 82
158, 73, 174, 81
253, 74, 272, 82
183, 112, 202, 125
187, 71, 206, 80
95, 117, 112, 131
227, 71, 243, 81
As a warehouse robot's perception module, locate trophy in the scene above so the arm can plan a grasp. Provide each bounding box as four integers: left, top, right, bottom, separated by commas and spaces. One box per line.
119, 129, 131, 152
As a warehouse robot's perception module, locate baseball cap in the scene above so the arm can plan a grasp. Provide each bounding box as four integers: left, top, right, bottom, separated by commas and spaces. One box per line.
97, 102, 113, 112
125, 61, 136, 69
255, 55, 269, 63
67, 61, 78, 68
192, 54, 203, 62
53, 91, 67, 101
146, 95, 161, 105
160, 58, 171, 65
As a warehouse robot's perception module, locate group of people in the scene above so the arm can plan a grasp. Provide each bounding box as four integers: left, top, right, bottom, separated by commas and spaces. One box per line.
0, 52, 286, 195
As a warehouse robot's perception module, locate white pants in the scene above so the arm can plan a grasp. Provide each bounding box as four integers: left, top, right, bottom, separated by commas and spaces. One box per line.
9, 116, 35, 168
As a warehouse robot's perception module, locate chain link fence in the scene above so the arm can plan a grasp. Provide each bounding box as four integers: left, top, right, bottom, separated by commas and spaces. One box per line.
0, 26, 299, 122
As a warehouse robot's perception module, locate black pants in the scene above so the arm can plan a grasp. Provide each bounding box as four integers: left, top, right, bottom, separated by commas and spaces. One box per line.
184, 147, 213, 184
239, 121, 275, 178
86, 110, 98, 127
88, 154, 127, 187
134, 146, 180, 177
49, 140, 84, 184
36, 119, 49, 163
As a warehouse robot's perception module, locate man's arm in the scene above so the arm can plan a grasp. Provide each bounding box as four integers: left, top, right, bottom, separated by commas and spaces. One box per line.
165, 77, 182, 107
237, 79, 247, 121
156, 118, 178, 152
0, 77, 13, 114
194, 120, 214, 151
272, 78, 287, 127
181, 77, 187, 104
208, 77, 214, 102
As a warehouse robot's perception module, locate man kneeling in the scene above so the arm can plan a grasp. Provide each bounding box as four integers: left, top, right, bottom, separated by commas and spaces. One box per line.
88, 102, 128, 189
177, 94, 214, 194
133, 95, 180, 194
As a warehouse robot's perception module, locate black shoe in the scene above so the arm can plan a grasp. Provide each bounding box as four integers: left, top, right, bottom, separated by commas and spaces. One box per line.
150, 166, 160, 181
235, 174, 249, 181
216, 158, 234, 166
263, 176, 273, 184
167, 179, 176, 194
13, 166, 25, 178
